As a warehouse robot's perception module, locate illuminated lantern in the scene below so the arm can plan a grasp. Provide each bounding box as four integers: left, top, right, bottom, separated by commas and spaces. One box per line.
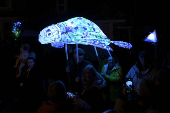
39, 17, 132, 52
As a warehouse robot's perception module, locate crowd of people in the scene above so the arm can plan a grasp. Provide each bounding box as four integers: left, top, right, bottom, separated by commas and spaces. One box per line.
0, 41, 170, 113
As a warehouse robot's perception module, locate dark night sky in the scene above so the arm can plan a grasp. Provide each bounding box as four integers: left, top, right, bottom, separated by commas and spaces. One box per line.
11, 0, 169, 28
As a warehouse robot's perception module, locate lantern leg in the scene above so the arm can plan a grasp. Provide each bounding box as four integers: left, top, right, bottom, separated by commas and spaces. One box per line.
76, 43, 79, 64
94, 46, 100, 67
65, 44, 71, 92
107, 49, 112, 58
76, 43, 79, 92
94, 46, 99, 58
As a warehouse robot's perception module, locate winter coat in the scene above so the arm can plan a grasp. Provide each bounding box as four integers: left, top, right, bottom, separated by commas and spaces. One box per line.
126, 62, 158, 92
67, 59, 92, 93
81, 72, 106, 112
101, 63, 123, 103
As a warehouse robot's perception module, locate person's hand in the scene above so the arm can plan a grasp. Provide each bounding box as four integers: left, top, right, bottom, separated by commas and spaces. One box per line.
73, 92, 84, 105
73, 92, 80, 101
101, 72, 106, 77
66, 66, 70, 73
75, 77, 80, 83
93, 80, 102, 85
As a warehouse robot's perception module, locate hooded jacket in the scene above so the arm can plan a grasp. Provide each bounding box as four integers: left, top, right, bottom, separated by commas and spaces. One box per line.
101, 63, 123, 102
126, 62, 158, 92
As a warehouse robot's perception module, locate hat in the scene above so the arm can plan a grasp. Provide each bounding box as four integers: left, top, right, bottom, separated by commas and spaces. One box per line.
74, 48, 85, 54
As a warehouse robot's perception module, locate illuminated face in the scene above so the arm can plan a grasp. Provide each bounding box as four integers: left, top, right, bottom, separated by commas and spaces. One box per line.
84, 69, 93, 82
139, 56, 149, 66
38, 24, 61, 45
108, 57, 115, 68
27, 59, 35, 69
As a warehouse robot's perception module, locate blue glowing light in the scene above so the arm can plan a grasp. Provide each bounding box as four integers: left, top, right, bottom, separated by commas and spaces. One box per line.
38, 17, 133, 51
144, 30, 157, 43
111, 41, 132, 49
12, 21, 22, 38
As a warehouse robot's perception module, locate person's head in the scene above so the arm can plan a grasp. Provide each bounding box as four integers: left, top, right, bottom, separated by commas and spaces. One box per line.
82, 64, 98, 82
136, 78, 155, 110
138, 50, 151, 67
137, 77, 155, 96
73, 48, 85, 63
108, 56, 116, 69
27, 57, 35, 69
20, 43, 30, 52
47, 80, 67, 103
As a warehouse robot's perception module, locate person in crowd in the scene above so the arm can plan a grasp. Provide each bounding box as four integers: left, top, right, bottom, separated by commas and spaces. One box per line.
66, 48, 92, 93
101, 56, 123, 109
81, 64, 106, 112
14, 43, 30, 78
114, 77, 159, 113
40, 45, 55, 93
98, 50, 110, 73
15, 57, 45, 113
37, 80, 93, 113
126, 50, 158, 92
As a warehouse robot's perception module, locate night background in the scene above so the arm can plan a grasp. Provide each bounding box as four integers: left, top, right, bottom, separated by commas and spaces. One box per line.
0, 0, 169, 112
0, 1, 169, 78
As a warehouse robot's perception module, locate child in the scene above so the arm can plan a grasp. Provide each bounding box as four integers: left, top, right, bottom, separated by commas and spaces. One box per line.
14, 44, 30, 78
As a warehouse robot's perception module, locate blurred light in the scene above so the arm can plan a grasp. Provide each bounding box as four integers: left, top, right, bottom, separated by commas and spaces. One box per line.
12, 21, 21, 38
144, 30, 157, 43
